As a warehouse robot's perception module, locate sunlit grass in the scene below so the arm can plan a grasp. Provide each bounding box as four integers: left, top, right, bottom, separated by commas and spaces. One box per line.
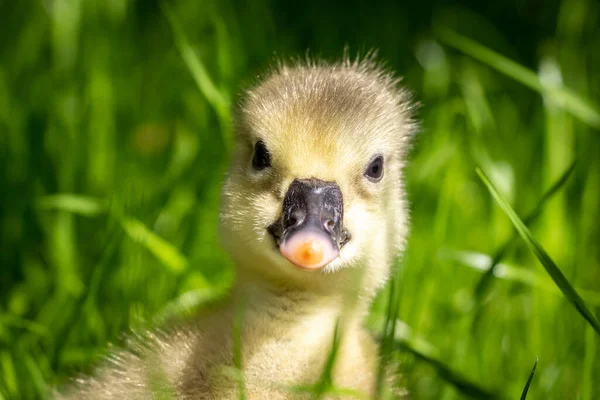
472, 161, 577, 301
1, 0, 599, 399
477, 167, 600, 335
435, 27, 600, 129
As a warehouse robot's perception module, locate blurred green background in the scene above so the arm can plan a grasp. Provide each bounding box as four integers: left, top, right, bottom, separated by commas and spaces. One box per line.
1, 0, 599, 399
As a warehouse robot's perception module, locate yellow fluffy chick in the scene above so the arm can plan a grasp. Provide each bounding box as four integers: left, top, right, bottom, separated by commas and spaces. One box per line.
59, 56, 416, 399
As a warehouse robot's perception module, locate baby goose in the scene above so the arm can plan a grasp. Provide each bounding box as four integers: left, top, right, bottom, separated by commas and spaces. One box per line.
60, 57, 415, 399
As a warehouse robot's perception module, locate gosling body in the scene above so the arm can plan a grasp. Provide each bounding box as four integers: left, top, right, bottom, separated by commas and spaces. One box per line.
60, 56, 415, 399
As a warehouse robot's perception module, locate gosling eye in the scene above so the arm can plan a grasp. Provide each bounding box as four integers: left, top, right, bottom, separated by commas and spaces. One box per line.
364, 155, 384, 182
252, 140, 271, 170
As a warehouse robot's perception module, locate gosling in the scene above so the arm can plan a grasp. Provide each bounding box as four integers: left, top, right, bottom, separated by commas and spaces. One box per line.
59, 56, 415, 399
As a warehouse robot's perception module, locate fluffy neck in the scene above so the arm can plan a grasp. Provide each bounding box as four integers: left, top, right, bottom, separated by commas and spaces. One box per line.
231, 269, 371, 330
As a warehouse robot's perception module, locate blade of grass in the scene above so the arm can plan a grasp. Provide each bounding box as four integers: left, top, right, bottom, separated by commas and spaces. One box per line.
444, 250, 600, 306
59, 347, 105, 367
0, 315, 53, 340
375, 279, 397, 397
314, 320, 342, 398
285, 383, 368, 399
285, 321, 345, 399
24, 353, 48, 399
147, 361, 177, 400
34, 194, 193, 275
582, 326, 596, 400
160, 1, 231, 129
392, 338, 499, 399
474, 161, 577, 299
519, 358, 537, 400
477, 167, 600, 336
119, 217, 188, 274
232, 299, 247, 400
369, 315, 501, 399
35, 194, 107, 216
436, 28, 600, 129
0, 352, 17, 398
153, 288, 225, 324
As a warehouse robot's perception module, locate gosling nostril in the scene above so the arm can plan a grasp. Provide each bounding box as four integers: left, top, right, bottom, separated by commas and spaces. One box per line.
284, 212, 305, 230
323, 219, 335, 233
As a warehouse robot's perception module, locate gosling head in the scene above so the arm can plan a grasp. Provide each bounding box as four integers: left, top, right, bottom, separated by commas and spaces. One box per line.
220, 57, 415, 298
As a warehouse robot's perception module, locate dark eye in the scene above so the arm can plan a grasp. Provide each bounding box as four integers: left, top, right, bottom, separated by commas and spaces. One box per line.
252, 140, 271, 170
364, 155, 384, 182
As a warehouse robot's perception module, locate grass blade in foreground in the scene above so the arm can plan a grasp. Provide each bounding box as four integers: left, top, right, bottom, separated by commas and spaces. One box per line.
519, 358, 537, 400
445, 249, 600, 306
375, 277, 400, 397
392, 339, 499, 399
436, 28, 600, 129
477, 167, 600, 336
369, 315, 500, 399
285, 321, 368, 399
233, 301, 247, 400
474, 161, 576, 299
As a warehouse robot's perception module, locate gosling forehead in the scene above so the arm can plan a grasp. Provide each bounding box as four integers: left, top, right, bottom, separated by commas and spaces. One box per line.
237, 62, 413, 174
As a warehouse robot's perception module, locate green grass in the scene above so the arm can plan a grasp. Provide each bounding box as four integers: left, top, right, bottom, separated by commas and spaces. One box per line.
477, 167, 600, 336
1, 0, 600, 399
520, 358, 538, 400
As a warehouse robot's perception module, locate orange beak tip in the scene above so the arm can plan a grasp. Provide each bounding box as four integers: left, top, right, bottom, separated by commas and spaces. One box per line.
280, 232, 339, 270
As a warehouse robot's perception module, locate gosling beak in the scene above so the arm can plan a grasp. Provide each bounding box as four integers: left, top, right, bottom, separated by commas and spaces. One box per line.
268, 178, 351, 270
